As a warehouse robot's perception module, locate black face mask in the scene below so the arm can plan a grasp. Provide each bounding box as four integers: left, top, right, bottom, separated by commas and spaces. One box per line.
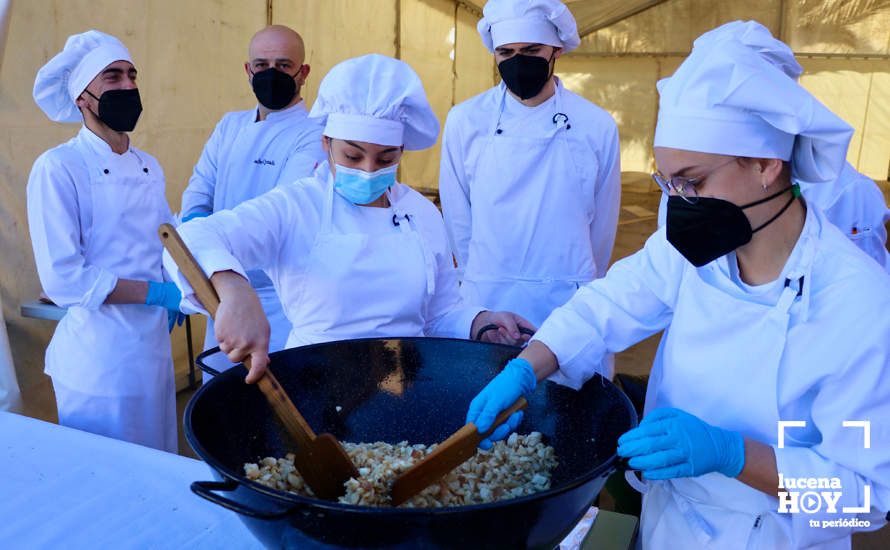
86, 88, 143, 132
497, 53, 553, 100
666, 185, 798, 267
251, 68, 299, 110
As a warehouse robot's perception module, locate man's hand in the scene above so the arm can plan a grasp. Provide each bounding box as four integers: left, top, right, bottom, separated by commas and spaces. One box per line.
471, 310, 536, 346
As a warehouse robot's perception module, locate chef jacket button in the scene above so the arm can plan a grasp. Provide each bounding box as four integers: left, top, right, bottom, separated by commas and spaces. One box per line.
143, 168, 149, 173
495, 129, 503, 135
103, 169, 109, 174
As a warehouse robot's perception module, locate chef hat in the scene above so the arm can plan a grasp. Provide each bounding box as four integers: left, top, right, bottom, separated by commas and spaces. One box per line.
654, 20, 852, 184
477, 0, 581, 54
33, 30, 134, 123
308, 54, 439, 151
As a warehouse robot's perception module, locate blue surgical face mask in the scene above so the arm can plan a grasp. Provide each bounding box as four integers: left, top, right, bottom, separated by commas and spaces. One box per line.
332, 162, 398, 204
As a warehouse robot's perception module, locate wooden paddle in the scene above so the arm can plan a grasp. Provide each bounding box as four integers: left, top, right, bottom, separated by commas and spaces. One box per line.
389, 396, 528, 506
159, 223, 358, 500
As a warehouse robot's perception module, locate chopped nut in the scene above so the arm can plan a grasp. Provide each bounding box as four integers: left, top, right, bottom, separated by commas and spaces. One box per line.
243, 433, 557, 508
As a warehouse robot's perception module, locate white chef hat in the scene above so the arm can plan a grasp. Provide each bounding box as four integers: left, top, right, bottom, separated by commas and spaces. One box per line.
477, 0, 581, 54
654, 20, 852, 184
309, 54, 439, 151
33, 30, 134, 123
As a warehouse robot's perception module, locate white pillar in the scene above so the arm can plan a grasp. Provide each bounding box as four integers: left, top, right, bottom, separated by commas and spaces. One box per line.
0, 0, 11, 76
0, 1, 21, 411
0, 293, 22, 412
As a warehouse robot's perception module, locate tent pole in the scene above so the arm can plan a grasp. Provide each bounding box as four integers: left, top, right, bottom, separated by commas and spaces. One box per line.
856, 72, 875, 170
0, 0, 11, 76
451, 1, 458, 107
777, 0, 787, 42
395, 0, 401, 59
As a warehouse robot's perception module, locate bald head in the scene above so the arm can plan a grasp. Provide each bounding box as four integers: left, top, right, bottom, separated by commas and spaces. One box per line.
245, 25, 310, 115
248, 25, 305, 65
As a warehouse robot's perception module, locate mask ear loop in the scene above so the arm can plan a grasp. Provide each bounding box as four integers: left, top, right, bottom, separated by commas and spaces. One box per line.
625, 469, 649, 494
79, 90, 103, 123
296, 64, 308, 82
325, 136, 334, 163
750, 184, 800, 233
546, 48, 558, 80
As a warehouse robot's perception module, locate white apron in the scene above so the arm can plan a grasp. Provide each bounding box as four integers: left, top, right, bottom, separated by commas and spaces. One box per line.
46, 145, 176, 453
640, 239, 817, 549
462, 83, 596, 328
285, 184, 436, 347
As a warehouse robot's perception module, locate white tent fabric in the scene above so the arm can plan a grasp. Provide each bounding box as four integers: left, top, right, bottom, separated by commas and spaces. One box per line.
0, 1, 15, 412
431, 0, 890, 180
0, 0, 887, 405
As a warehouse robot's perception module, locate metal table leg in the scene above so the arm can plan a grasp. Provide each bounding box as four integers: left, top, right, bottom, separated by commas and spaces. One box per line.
185, 315, 197, 389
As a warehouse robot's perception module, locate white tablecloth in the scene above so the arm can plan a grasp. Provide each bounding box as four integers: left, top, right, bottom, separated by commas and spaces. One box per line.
0, 412, 262, 549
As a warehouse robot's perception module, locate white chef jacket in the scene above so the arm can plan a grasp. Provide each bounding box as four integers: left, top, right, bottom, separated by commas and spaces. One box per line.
439, 81, 621, 328
26, 126, 176, 450
181, 101, 325, 217
534, 206, 890, 548
180, 100, 325, 360
166, 167, 483, 346
799, 163, 890, 270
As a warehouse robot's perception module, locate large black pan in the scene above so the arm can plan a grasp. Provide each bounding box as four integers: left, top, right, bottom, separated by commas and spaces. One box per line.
186, 337, 637, 549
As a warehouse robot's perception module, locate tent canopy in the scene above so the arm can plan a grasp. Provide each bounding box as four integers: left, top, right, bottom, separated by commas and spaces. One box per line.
1, 0, 888, 396
463, 0, 671, 36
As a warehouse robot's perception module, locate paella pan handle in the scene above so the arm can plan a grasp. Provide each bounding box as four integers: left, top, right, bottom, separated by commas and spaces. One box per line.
191, 480, 295, 520
611, 456, 649, 494
474, 323, 536, 342
195, 346, 224, 377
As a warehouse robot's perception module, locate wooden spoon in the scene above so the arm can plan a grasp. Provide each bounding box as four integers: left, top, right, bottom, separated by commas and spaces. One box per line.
159, 223, 358, 500
389, 397, 528, 506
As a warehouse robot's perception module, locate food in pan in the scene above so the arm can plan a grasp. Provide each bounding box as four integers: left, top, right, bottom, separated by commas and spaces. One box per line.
244, 432, 558, 507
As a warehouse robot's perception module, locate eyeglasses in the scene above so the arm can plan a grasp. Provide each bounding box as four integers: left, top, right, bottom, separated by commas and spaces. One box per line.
651, 157, 739, 204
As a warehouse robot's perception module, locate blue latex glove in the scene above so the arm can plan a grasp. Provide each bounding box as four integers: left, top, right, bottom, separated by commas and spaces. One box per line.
167, 310, 186, 333
181, 211, 211, 223
617, 407, 745, 480
466, 358, 537, 450
146, 281, 182, 312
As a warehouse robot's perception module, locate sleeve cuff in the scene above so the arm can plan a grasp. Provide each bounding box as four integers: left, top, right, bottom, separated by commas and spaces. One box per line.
79, 269, 119, 310
533, 313, 594, 366
428, 305, 485, 339
532, 306, 608, 388
162, 248, 248, 315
